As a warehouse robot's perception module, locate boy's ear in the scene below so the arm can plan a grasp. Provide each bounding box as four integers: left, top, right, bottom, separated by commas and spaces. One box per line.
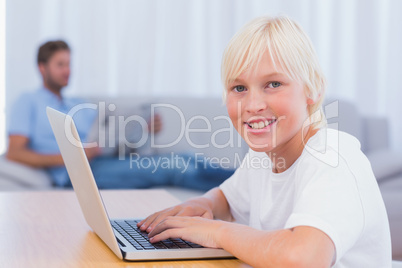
307, 98, 315, 105
307, 92, 321, 105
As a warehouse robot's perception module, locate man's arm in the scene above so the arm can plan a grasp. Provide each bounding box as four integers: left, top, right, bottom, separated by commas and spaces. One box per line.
6, 135, 64, 168
6, 135, 100, 168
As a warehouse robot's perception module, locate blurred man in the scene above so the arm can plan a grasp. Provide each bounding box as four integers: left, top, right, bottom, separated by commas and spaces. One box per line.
7, 40, 233, 190
6, 40, 99, 186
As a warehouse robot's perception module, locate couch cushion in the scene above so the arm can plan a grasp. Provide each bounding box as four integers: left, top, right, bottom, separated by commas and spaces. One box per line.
324, 99, 364, 151
87, 97, 248, 169
0, 155, 52, 190
378, 176, 402, 260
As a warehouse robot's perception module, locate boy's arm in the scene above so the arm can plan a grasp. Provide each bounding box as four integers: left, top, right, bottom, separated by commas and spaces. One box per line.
217, 222, 335, 267
138, 187, 233, 231
203, 187, 233, 221
148, 217, 335, 267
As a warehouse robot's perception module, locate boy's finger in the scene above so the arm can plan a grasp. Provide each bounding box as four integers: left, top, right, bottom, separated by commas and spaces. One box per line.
149, 228, 178, 243
149, 216, 194, 240
148, 217, 179, 238
175, 206, 204, 217
201, 210, 214, 219
146, 208, 180, 232
138, 211, 163, 230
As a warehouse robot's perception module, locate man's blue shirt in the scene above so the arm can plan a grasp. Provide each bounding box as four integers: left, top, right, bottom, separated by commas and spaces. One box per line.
8, 87, 97, 186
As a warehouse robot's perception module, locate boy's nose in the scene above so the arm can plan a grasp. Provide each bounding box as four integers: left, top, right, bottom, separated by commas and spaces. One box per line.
244, 90, 267, 114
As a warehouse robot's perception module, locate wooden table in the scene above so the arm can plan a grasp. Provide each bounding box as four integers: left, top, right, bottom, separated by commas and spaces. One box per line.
0, 190, 250, 267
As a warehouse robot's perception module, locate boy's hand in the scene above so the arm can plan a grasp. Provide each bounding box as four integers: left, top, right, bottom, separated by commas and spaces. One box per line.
137, 197, 213, 233
148, 216, 225, 249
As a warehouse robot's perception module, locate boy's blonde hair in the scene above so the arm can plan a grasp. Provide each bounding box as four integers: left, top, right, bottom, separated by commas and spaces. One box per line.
221, 15, 327, 129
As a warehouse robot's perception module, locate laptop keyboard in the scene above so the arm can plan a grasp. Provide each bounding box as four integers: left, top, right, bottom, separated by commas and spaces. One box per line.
111, 220, 204, 250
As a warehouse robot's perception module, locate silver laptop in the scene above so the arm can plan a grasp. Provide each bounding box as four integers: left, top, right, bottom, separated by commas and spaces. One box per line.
46, 107, 233, 261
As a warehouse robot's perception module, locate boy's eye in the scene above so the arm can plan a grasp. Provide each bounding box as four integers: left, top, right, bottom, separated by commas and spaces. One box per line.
268, 82, 281, 88
233, 85, 246, 93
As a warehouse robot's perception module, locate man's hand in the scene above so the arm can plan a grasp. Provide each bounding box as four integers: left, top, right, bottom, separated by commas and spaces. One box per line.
84, 146, 101, 161
148, 114, 162, 135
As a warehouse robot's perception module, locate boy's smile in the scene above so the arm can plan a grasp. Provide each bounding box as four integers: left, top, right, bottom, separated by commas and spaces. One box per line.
244, 116, 277, 134
226, 51, 313, 171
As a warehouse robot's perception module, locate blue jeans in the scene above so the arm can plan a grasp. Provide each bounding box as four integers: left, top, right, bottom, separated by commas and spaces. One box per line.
68, 153, 234, 191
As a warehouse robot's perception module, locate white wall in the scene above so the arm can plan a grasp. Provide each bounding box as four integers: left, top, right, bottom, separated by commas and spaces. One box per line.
0, 0, 5, 154
3, 0, 402, 154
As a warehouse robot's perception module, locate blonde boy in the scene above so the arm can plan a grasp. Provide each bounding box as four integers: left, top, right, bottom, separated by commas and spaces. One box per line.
138, 16, 391, 267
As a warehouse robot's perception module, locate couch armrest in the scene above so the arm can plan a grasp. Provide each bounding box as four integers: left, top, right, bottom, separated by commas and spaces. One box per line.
362, 116, 389, 153
366, 149, 402, 182
0, 155, 53, 190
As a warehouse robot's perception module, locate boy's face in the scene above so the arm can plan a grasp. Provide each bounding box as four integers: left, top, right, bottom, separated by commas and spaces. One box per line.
226, 51, 310, 153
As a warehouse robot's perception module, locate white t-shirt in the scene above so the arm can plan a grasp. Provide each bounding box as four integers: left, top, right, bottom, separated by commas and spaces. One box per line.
220, 128, 391, 267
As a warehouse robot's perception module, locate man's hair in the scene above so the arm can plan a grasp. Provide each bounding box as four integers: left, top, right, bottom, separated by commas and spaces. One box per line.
37, 40, 70, 64
221, 15, 327, 129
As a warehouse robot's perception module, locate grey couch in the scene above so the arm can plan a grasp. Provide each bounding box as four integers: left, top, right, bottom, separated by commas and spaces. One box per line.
0, 97, 401, 259
0, 96, 248, 194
